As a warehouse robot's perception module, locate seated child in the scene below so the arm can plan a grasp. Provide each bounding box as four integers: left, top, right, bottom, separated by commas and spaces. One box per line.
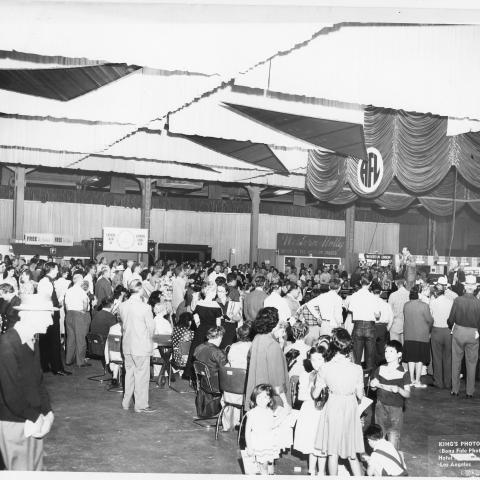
364, 424, 408, 476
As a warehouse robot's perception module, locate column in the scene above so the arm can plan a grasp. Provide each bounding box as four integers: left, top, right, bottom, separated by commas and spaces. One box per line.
345, 204, 356, 273
246, 186, 263, 266
12, 166, 26, 241
427, 215, 437, 256
138, 177, 153, 264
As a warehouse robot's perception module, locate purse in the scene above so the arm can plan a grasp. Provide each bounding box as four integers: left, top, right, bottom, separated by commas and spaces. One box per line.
313, 386, 329, 410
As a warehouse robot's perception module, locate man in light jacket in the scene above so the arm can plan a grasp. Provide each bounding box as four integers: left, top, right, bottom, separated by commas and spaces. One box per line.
120, 280, 156, 413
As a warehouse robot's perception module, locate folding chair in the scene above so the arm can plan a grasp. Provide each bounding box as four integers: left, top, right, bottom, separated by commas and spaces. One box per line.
193, 360, 222, 428
151, 334, 172, 387
106, 334, 124, 393
215, 366, 247, 440
85, 333, 109, 382
169, 338, 194, 393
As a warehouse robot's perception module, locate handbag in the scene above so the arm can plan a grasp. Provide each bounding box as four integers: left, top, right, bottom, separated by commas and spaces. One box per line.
313, 386, 329, 410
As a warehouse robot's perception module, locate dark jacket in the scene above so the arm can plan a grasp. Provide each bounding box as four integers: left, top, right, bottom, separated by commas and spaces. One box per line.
447, 293, 480, 330
0, 329, 52, 423
90, 309, 117, 337
1, 295, 21, 333
193, 341, 227, 391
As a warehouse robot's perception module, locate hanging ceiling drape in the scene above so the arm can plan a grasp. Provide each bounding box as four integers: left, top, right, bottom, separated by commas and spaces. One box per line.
307, 107, 480, 216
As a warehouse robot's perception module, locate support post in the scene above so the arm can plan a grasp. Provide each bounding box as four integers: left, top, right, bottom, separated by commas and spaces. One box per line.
12, 166, 26, 242
246, 186, 263, 266
427, 215, 437, 256
139, 177, 153, 264
345, 205, 356, 273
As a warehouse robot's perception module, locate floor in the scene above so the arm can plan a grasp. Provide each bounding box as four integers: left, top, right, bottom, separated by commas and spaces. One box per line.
41, 362, 480, 476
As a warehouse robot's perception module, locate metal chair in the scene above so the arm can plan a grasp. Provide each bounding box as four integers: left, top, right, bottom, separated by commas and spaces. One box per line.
106, 334, 124, 392
85, 333, 109, 383
169, 338, 194, 393
215, 366, 247, 440
151, 334, 173, 387
192, 360, 222, 428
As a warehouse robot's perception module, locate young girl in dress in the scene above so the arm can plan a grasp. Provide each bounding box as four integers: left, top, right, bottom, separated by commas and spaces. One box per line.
245, 384, 290, 475
294, 341, 330, 475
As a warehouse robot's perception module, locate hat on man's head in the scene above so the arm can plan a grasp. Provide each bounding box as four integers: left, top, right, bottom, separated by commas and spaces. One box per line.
463, 275, 478, 287
14, 294, 59, 311
435, 276, 449, 287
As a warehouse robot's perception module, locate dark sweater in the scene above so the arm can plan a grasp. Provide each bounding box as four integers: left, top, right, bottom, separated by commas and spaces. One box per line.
0, 329, 52, 423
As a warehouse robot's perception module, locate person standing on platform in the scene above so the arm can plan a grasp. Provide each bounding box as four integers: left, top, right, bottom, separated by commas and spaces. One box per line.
0, 295, 56, 471
388, 278, 410, 344
348, 277, 378, 373
429, 281, 453, 390
120, 280, 156, 413
447, 275, 480, 398
37, 263, 71, 376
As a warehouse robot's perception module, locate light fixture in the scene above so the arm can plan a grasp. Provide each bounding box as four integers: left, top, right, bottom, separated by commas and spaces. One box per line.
272, 189, 292, 196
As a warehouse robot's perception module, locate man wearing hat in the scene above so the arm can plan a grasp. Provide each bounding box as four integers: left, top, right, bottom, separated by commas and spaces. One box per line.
429, 278, 454, 389
0, 295, 56, 470
447, 275, 480, 398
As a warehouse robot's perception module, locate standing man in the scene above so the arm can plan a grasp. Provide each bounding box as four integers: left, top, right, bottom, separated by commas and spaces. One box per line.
243, 275, 267, 324
447, 275, 480, 398
372, 282, 394, 366
307, 280, 343, 336
64, 274, 91, 368
171, 266, 187, 314
388, 278, 410, 344
348, 276, 379, 373
37, 262, 71, 376
94, 267, 113, 307
264, 282, 291, 323
429, 281, 453, 390
0, 294, 56, 470
122, 260, 134, 289
120, 280, 156, 413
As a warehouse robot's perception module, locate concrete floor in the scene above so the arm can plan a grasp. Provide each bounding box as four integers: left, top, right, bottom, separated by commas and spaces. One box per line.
41, 361, 480, 476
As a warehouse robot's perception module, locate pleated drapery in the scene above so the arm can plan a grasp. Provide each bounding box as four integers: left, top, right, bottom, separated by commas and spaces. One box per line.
306, 107, 480, 216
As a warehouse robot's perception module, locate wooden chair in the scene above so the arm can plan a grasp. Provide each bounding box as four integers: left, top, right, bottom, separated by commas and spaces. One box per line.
215, 366, 247, 440
85, 333, 109, 383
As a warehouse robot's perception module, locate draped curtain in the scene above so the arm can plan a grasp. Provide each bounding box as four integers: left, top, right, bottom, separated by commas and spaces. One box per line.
306, 107, 480, 216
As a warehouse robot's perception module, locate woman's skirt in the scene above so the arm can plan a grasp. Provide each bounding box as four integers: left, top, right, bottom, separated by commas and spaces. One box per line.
403, 340, 430, 364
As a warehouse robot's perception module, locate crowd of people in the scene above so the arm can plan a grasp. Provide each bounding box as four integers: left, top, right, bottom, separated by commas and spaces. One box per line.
0, 249, 479, 474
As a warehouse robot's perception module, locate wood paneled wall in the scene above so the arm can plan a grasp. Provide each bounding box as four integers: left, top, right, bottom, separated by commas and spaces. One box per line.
0, 200, 400, 263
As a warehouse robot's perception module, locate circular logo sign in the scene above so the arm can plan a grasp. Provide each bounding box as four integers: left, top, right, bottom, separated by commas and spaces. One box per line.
117, 230, 136, 250
357, 147, 384, 194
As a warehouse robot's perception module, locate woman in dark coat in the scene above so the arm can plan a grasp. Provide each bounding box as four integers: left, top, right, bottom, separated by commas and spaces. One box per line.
245, 307, 291, 411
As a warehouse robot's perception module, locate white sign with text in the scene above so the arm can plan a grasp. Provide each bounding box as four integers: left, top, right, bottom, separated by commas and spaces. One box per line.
103, 228, 148, 252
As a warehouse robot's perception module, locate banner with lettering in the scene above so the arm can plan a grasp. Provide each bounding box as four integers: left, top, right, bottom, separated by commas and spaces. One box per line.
277, 233, 345, 257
